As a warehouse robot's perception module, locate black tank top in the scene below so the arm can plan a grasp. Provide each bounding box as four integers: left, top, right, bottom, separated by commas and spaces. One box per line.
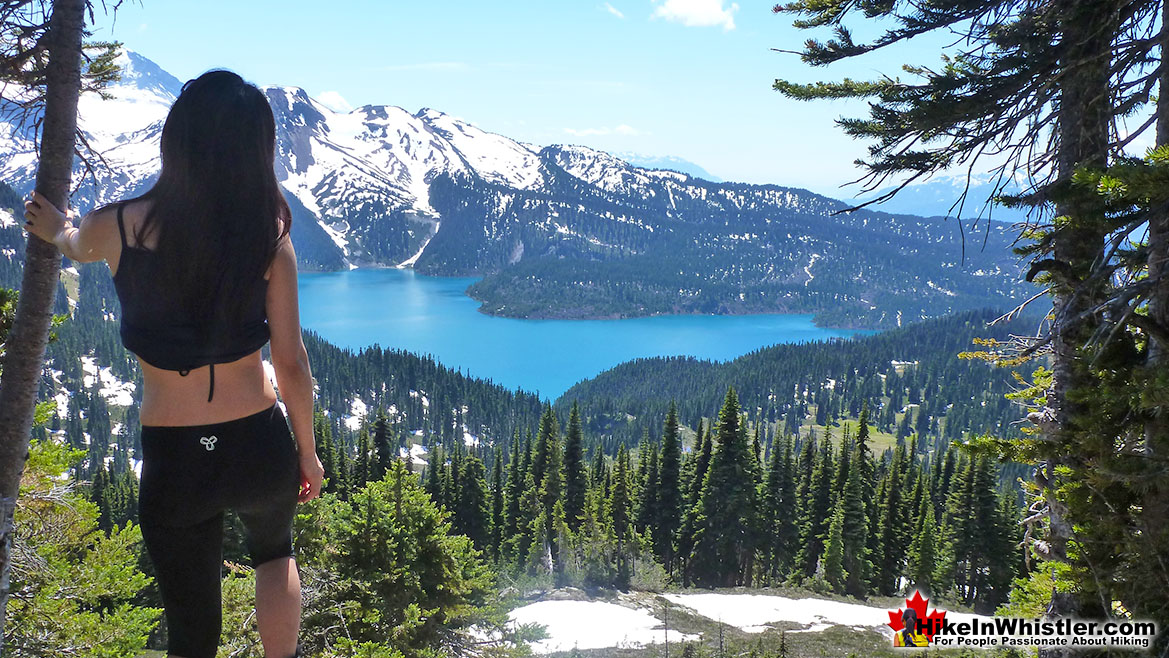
112, 203, 270, 402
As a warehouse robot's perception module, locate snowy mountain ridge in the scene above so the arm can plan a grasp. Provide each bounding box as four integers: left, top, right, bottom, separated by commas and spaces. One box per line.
0, 52, 1030, 328
0, 51, 662, 268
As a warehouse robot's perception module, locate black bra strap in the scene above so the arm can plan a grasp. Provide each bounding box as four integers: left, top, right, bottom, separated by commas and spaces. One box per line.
176, 366, 215, 402
115, 203, 128, 249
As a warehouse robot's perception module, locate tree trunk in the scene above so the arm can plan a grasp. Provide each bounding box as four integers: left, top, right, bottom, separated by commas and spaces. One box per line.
1139, 0, 1169, 647
1037, 1, 1116, 656
0, 0, 85, 649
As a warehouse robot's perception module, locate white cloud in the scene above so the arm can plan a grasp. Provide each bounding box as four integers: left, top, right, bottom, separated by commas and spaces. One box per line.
565, 124, 640, 137
316, 90, 353, 113
652, 0, 739, 30
604, 2, 625, 18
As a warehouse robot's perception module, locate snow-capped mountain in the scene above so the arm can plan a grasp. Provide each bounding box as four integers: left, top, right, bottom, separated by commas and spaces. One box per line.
265, 87, 548, 264
615, 152, 723, 182
0, 50, 556, 268
0, 51, 176, 210
0, 51, 1033, 328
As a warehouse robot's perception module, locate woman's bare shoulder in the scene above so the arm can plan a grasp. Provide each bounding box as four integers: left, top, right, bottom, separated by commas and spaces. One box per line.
114, 199, 155, 248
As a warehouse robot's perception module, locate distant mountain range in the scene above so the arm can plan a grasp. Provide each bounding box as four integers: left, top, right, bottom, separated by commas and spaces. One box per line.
614, 153, 723, 182
0, 51, 1037, 329
853, 174, 1031, 223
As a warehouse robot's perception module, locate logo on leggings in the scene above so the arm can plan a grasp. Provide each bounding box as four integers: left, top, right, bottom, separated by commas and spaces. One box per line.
200, 435, 218, 451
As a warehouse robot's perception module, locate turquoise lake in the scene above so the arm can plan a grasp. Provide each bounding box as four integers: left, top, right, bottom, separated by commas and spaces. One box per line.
298, 268, 874, 399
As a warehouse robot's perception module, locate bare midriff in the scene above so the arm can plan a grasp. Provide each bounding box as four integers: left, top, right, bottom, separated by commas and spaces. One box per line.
137, 349, 278, 427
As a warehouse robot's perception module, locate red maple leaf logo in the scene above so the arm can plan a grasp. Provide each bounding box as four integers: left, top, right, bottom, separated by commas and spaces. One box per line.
887, 590, 947, 642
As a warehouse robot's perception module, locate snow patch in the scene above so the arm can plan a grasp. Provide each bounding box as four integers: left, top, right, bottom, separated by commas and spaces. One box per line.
344, 396, 368, 431
926, 280, 958, 297
508, 600, 699, 653
661, 591, 993, 638
397, 221, 440, 268
80, 356, 135, 406
401, 442, 429, 467
804, 253, 821, 287
662, 592, 889, 635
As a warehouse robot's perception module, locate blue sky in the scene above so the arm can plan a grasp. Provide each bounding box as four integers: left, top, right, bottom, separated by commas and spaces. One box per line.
89, 0, 966, 198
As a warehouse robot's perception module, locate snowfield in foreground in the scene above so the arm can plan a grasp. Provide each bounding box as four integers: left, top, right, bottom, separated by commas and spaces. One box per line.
509, 599, 699, 653
662, 591, 991, 637
506, 590, 994, 653
664, 592, 897, 636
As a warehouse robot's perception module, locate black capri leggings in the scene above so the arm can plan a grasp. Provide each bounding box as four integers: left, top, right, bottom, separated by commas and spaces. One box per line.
138, 402, 300, 658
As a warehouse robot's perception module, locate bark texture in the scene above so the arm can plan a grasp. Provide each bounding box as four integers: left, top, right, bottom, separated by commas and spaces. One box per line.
1139, 0, 1169, 632
0, 0, 85, 649
1037, 2, 1116, 655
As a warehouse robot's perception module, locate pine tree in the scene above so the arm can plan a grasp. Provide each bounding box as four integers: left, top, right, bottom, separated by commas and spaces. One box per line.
590, 442, 605, 486
790, 433, 816, 573
855, 405, 881, 583
634, 438, 659, 535
490, 445, 504, 560
677, 417, 713, 584
985, 490, 1021, 608
0, 0, 94, 628
938, 454, 979, 602
794, 431, 834, 579
425, 445, 444, 505
688, 388, 759, 588
841, 440, 871, 598
833, 427, 852, 501
372, 408, 393, 482
873, 443, 908, 595
562, 402, 587, 532
635, 427, 651, 503
772, 0, 1135, 636
449, 446, 463, 511
656, 401, 683, 573
502, 430, 524, 565
529, 405, 563, 573
688, 421, 713, 510
608, 443, 634, 587
530, 404, 558, 496
821, 501, 847, 594
762, 430, 798, 582
935, 448, 955, 521
334, 432, 351, 500
776, 432, 798, 576
751, 424, 763, 472
314, 409, 338, 494
514, 445, 540, 573
455, 454, 491, 552
906, 496, 937, 595
354, 427, 373, 488
90, 463, 112, 533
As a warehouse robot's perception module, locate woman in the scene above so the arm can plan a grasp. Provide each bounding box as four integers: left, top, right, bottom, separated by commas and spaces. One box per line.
894, 607, 930, 647
23, 70, 324, 658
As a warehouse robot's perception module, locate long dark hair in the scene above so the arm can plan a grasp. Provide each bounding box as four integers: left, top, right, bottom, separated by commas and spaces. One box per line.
901, 607, 919, 645
129, 69, 290, 323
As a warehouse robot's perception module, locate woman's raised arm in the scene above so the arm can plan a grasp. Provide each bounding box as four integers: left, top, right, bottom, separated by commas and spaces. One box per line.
22, 190, 117, 263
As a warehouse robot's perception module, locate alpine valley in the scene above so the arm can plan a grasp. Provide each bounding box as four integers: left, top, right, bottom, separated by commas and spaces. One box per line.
0, 51, 1051, 658
0, 52, 1034, 329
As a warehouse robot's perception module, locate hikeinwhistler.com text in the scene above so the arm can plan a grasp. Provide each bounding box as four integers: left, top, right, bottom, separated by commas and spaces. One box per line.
917, 617, 1158, 650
